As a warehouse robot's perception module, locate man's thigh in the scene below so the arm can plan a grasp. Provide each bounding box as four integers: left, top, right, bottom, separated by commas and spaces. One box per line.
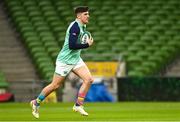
73, 64, 93, 81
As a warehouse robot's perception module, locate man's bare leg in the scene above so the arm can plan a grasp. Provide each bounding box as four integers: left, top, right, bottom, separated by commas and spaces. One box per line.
30, 74, 65, 118
72, 65, 94, 116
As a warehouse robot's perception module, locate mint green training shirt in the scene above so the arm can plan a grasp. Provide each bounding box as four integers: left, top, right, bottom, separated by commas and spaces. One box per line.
56, 19, 89, 64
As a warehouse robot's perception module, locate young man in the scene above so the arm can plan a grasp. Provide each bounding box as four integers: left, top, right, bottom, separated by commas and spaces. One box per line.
30, 6, 94, 118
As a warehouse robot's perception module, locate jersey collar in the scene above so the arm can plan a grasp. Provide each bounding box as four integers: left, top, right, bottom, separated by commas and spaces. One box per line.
75, 19, 86, 28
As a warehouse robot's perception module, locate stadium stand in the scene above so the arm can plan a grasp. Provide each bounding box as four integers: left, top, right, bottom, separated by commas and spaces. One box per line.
0, 71, 8, 88
0, 1, 42, 102
0, 2, 39, 82
3, 0, 180, 78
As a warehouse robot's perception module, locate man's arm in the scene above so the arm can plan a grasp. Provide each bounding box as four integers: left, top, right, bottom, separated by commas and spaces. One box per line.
69, 22, 89, 50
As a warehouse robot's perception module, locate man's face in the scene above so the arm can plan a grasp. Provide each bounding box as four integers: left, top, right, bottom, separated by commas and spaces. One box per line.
77, 11, 89, 24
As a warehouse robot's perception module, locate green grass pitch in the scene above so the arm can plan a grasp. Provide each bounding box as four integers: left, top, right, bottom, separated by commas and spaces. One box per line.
0, 102, 180, 121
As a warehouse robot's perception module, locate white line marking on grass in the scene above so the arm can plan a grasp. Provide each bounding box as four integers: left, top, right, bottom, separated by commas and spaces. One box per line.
0, 120, 180, 122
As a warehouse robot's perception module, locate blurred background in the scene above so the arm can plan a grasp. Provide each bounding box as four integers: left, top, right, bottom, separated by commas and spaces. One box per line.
0, 0, 179, 103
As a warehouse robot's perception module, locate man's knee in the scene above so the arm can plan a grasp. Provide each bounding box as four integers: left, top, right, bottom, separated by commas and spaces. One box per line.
85, 77, 94, 84
50, 74, 65, 90
51, 83, 60, 90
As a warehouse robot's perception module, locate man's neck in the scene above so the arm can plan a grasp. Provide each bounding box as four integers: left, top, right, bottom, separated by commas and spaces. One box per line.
76, 18, 84, 26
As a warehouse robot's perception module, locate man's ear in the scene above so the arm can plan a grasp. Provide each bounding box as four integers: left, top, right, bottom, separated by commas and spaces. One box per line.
76, 13, 81, 19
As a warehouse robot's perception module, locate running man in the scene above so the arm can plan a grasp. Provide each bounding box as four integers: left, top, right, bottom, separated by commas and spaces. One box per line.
30, 6, 94, 118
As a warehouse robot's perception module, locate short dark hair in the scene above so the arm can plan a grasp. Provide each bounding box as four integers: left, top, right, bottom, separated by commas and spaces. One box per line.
74, 6, 89, 15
